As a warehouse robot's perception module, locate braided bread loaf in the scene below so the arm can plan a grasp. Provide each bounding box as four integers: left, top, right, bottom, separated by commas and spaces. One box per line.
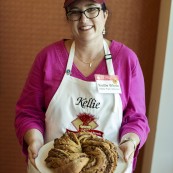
45, 132, 118, 173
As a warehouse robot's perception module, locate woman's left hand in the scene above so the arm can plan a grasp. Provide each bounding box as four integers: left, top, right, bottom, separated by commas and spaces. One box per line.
119, 133, 140, 163
119, 140, 135, 163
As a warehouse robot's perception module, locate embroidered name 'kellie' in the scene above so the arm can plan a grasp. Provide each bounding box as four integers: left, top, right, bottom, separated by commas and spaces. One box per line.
75, 97, 100, 109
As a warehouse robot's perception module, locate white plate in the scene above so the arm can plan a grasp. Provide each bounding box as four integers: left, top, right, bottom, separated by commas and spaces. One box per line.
35, 141, 128, 173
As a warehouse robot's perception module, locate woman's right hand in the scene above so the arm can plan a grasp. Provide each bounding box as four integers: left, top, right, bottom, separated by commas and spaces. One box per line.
24, 129, 44, 168
28, 139, 43, 168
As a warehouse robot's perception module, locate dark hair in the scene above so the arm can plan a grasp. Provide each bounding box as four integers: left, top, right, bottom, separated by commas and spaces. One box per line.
101, 3, 107, 12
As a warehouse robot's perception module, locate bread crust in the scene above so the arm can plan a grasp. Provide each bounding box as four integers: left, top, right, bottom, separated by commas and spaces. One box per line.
45, 132, 118, 173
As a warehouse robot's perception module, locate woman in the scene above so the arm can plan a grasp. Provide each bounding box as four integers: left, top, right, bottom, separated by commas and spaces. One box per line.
15, 0, 150, 172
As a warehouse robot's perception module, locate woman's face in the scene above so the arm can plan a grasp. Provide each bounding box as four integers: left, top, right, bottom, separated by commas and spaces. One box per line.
66, 0, 108, 42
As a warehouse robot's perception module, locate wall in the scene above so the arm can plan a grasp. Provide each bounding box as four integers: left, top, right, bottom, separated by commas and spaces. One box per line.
142, 0, 173, 172
0, 0, 160, 172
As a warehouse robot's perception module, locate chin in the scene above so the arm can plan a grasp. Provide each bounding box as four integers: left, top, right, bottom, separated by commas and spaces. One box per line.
77, 34, 103, 42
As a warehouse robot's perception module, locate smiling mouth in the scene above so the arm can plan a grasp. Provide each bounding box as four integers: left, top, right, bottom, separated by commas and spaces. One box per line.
79, 26, 93, 31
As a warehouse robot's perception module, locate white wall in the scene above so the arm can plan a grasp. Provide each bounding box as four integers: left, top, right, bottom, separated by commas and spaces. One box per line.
142, 0, 173, 173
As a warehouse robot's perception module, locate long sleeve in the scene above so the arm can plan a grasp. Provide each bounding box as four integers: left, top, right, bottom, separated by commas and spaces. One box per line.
116, 45, 150, 169
14, 40, 69, 156
15, 53, 46, 155
119, 56, 149, 148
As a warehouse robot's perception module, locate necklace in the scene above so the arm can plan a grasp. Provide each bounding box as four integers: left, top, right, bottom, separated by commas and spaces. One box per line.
75, 50, 102, 68
76, 56, 94, 68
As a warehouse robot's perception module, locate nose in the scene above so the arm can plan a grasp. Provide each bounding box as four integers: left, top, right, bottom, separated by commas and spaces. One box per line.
80, 12, 88, 23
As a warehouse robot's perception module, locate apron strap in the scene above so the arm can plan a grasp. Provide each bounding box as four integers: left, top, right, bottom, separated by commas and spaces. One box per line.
103, 40, 115, 75
103, 40, 117, 113
65, 42, 75, 75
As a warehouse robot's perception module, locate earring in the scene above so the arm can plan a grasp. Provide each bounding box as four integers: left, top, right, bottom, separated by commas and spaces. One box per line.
102, 28, 106, 35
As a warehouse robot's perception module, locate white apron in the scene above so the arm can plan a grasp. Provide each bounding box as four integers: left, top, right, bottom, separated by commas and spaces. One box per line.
27, 40, 133, 173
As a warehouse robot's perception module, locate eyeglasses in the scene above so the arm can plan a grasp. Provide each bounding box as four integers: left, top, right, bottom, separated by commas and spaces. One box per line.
66, 7, 103, 21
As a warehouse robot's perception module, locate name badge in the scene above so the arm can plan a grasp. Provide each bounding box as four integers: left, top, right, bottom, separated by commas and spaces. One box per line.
95, 74, 122, 94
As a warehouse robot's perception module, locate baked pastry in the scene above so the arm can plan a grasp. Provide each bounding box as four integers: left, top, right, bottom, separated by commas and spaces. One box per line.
45, 132, 118, 173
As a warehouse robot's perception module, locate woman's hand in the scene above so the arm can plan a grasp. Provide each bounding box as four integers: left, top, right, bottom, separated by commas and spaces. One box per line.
119, 133, 140, 163
28, 139, 43, 167
119, 140, 135, 163
24, 129, 44, 168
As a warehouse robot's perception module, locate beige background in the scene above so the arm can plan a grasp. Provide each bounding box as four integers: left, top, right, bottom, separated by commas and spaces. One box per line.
0, 0, 160, 172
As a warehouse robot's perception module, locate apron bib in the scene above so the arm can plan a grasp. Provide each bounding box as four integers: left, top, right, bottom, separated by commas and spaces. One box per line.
27, 40, 133, 173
